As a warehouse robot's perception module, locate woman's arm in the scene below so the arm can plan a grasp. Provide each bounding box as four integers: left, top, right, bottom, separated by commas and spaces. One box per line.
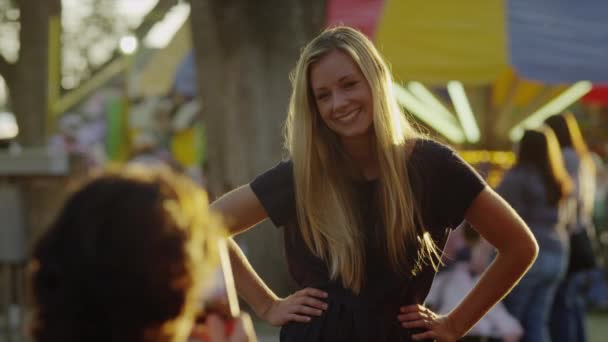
444, 187, 538, 336
210, 185, 277, 318
399, 187, 538, 341
211, 185, 328, 326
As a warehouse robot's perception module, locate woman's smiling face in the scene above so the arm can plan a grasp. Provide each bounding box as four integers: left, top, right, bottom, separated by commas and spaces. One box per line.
309, 49, 374, 141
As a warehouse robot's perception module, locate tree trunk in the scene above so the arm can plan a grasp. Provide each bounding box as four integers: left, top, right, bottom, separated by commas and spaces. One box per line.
12, 0, 58, 147
6, 0, 64, 259
189, 0, 325, 296
1, 2, 66, 330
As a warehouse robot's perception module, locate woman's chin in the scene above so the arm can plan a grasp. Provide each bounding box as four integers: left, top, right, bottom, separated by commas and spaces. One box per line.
335, 126, 374, 141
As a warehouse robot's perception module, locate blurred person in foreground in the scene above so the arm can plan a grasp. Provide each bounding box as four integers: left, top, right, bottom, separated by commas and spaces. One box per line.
27, 166, 256, 342
211, 26, 538, 341
545, 112, 597, 342
497, 128, 573, 342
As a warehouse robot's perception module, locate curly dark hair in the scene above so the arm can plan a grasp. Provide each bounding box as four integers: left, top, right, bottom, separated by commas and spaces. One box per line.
29, 167, 224, 342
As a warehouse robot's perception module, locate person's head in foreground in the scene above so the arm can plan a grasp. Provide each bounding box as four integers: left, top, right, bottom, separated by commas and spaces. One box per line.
28, 166, 253, 342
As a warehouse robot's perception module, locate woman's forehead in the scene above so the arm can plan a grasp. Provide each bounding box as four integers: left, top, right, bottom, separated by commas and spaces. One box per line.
309, 50, 361, 88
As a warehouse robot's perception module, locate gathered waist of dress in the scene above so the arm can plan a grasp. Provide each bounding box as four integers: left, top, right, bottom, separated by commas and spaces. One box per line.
308, 282, 408, 311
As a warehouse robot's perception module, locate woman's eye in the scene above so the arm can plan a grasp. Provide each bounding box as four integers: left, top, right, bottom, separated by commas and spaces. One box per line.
344, 81, 357, 88
316, 93, 329, 101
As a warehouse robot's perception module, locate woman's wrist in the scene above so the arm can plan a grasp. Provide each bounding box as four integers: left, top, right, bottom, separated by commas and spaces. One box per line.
444, 313, 466, 339
253, 293, 280, 320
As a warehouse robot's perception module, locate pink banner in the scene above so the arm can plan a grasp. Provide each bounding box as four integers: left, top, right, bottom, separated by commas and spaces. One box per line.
326, 0, 385, 38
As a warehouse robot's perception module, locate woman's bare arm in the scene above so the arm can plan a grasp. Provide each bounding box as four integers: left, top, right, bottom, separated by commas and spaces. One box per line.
210, 185, 277, 317
210, 184, 327, 325
444, 187, 538, 337
399, 187, 538, 341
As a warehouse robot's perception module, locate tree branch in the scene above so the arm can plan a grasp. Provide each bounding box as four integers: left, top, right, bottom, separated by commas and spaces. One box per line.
134, 0, 179, 38
75, 0, 178, 85
53, 0, 178, 114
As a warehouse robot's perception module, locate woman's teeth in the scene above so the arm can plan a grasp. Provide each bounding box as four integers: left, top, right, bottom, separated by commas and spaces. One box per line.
336, 109, 358, 122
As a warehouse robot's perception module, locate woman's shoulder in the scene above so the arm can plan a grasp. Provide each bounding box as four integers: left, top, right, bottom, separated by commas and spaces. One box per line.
407, 138, 458, 164
255, 159, 293, 178
249, 159, 296, 227
562, 147, 580, 160
406, 137, 485, 189
251, 159, 293, 190
562, 147, 579, 158
562, 147, 581, 165
407, 138, 487, 229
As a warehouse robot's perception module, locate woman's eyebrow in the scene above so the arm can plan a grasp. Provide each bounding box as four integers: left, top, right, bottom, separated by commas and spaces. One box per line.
312, 73, 356, 93
338, 74, 355, 82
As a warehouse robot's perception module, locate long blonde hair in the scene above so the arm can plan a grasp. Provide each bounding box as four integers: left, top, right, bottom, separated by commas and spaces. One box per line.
545, 112, 596, 221
284, 26, 441, 293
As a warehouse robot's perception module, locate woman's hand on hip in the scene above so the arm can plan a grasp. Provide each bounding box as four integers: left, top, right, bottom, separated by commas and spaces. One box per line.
260, 288, 328, 326
398, 304, 460, 341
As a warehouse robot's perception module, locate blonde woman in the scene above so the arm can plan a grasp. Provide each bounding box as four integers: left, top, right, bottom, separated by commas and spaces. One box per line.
212, 26, 538, 342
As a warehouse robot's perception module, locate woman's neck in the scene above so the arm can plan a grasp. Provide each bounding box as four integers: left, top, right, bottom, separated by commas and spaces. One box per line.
340, 133, 378, 180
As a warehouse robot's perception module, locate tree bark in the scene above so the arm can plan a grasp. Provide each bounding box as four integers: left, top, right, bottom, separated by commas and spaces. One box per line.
189, 0, 325, 295
12, 0, 58, 147
11, 0, 63, 255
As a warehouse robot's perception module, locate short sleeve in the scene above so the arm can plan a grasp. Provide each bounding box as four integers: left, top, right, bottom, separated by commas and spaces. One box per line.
249, 160, 296, 227
416, 140, 487, 229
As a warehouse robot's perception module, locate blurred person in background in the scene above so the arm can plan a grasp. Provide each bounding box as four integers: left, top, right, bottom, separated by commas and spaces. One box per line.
28, 167, 256, 342
49, 113, 84, 154
49, 112, 107, 169
545, 112, 598, 342
587, 145, 608, 310
210, 26, 538, 342
497, 128, 573, 342
425, 224, 523, 342
128, 131, 175, 168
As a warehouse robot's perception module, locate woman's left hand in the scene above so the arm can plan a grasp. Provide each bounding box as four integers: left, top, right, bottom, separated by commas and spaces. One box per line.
397, 304, 460, 341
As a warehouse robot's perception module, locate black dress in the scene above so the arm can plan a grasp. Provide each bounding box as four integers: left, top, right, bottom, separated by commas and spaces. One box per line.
250, 139, 486, 341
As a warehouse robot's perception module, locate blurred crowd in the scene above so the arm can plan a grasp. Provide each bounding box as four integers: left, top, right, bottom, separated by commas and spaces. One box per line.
48, 84, 206, 186
427, 112, 608, 342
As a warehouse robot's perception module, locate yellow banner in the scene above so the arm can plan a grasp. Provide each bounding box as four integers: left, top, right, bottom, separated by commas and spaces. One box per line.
375, 0, 507, 85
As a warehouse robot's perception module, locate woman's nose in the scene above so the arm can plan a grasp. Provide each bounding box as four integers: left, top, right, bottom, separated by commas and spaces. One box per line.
332, 91, 349, 112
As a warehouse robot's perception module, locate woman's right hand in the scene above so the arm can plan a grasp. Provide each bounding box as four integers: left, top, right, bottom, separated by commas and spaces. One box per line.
259, 288, 329, 326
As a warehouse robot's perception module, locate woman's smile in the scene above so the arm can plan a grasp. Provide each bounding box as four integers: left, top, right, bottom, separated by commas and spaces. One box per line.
334, 107, 361, 123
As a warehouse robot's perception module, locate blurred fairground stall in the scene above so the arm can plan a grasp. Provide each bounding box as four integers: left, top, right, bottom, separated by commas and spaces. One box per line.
325, 0, 608, 185
18, 0, 608, 269
4, 0, 605, 186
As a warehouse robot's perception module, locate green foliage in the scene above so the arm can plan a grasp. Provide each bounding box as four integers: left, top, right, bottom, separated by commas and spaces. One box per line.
62, 0, 131, 89
0, 0, 133, 89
